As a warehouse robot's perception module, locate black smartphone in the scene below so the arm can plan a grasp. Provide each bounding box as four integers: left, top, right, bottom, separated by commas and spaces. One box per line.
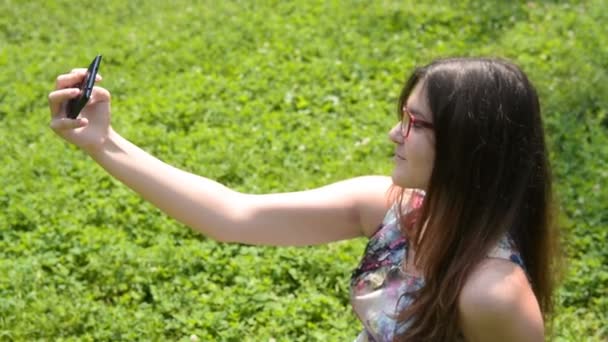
66, 55, 102, 119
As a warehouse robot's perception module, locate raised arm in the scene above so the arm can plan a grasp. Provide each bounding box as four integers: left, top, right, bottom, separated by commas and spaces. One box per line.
48, 69, 392, 246
92, 135, 391, 245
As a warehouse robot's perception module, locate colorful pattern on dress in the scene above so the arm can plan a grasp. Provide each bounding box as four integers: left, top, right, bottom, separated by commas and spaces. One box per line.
349, 190, 526, 342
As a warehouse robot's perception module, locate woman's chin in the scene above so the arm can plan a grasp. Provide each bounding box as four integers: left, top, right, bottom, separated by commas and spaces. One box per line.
391, 172, 429, 191
391, 172, 408, 188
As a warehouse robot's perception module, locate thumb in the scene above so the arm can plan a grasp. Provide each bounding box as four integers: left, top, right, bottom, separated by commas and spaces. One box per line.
88, 86, 111, 105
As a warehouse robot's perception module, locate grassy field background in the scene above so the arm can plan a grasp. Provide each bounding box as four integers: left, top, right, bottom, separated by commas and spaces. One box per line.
1, 0, 606, 340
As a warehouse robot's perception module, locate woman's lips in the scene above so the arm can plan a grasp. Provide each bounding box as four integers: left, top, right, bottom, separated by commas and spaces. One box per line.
394, 153, 406, 161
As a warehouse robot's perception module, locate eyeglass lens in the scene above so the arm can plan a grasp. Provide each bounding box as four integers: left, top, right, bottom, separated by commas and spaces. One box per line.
401, 112, 410, 138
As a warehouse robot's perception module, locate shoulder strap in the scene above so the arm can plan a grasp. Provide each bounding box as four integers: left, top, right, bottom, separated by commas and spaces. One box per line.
487, 235, 526, 270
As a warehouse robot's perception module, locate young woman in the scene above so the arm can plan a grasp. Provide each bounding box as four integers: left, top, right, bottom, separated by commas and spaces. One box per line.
48, 57, 559, 341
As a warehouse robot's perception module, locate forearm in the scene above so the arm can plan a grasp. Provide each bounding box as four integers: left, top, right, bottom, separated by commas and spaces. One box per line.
87, 129, 241, 241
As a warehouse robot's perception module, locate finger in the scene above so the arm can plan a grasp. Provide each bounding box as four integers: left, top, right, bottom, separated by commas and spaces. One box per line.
49, 116, 88, 131
70, 68, 88, 74
70, 68, 103, 81
55, 71, 85, 89
55, 70, 103, 89
48, 88, 81, 116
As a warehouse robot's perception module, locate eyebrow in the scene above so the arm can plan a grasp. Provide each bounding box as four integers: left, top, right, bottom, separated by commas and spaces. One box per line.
404, 105, 430, 120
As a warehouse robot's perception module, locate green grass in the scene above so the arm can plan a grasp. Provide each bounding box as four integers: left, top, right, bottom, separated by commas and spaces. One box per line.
1, 0, 606, 340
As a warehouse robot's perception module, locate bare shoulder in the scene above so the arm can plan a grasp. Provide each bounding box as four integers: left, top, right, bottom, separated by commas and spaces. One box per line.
345, 175, 395, 237
458, 258, 544, 342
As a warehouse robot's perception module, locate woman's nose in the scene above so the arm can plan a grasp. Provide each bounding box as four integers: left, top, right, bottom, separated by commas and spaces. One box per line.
388, 123, 403, 144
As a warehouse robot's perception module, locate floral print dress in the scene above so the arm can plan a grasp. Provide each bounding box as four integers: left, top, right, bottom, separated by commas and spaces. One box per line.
350, 190, 526, 341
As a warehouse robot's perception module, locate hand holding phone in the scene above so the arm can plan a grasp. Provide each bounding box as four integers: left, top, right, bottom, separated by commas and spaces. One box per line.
67, 55, 102, 119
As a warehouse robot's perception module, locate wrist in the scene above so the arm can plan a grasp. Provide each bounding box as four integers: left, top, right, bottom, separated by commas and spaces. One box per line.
84, 127, 121, 159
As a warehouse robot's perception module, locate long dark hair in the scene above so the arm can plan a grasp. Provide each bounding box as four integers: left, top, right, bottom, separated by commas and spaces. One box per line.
393, 57, 560, 340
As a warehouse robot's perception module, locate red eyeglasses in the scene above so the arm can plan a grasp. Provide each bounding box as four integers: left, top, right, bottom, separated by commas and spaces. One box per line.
400, 106, 434, 138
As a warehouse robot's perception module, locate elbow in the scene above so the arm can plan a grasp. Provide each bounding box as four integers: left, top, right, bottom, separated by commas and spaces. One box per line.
211, 228, 238, 244
187, 221, 241, 244
184, 190, 252, 244
193, 211, 249, 244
